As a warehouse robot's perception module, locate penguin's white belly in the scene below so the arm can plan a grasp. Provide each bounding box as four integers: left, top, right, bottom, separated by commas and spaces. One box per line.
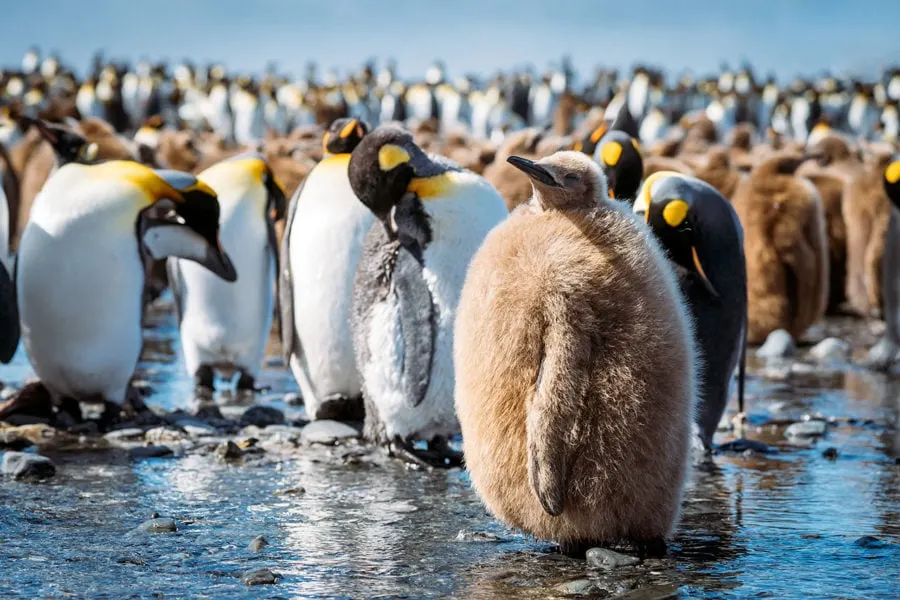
289, 165, 373, 410
174, 213, 273, 377
367, 178, 508, 439
18, 224, 143, 403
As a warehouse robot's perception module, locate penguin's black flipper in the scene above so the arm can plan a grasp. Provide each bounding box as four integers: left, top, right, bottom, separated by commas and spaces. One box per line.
394, 246, 435, 409
0, 260, 19, 363
278, 177, 306, 362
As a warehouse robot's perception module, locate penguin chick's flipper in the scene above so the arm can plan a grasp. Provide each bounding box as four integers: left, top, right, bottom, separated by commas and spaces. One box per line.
0, 260, 20, 363
528, 314, 590, 517
394, 247, 435, 408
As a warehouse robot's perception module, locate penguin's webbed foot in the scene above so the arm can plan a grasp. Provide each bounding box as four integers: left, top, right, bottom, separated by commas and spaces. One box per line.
387, 437, 435, 471
426, 436, 465, 468
386, 436, 463, 470
0, 381, 55, 425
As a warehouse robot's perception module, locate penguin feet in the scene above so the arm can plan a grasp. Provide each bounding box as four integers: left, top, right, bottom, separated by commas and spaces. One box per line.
426, 436, 465, 468
0, 381, 55, 425
234, 372, 257, 406
387, 437, 435, 471
98, 390, 162, 431
386, 436, 463, 470
316, 394, 366, 421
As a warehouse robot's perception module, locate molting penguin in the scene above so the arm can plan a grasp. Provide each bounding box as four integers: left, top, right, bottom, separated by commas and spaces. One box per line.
169, 153, 284, 407
348, 125, 507, 467
280, 118, 371, 421
14, 161, 235, 425
863, 156, 900, 370
633, 172, 747, 450
731, 152, 828, 344
455, 151, 696, 554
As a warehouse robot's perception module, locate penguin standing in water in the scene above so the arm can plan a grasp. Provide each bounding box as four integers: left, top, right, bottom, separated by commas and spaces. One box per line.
863, 156, 900, 370
348, 125, 507, 467
169, 153, 284, 407
280, 119, 371, 421
633, 172, 747, 450
12, 161, 235, 425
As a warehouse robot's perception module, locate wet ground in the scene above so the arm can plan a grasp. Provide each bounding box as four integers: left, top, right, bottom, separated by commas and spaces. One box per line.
0, 298, 898, 599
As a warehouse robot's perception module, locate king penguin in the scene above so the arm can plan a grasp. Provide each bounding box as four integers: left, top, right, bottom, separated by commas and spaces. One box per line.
633, 172, 747, 450
279, 118, 371, 421
169, 153, 285, 407
0, 183, 18, 365
594, 130, 644, 201
13, 161, 236, 425
863, 155, 900, 370
348, 125, 508, 467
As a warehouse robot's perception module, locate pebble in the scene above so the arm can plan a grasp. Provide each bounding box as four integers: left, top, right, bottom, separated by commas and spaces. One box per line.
585, 547, 641, 570
273, 486, 305, 496
756, 329, 796, 359
215, 441, 243, 460
822, 447, 839, 460
247, 535, 269, 552
171, 416, 217, 437
785, 419, 828, 440
129, 445, 174, 460
715, 439, 775, 455
854, 535, 888, 549
241, 568, 278, 585
455, 529, 503, 543
138, 517, 178, 533
144, 427, 187, 444
240, 406, 285, 428
553, 579, 602, 595
808, 338, 851, 363
104, 427, 146, 441
300, 420, 359, 445
1, 451, 56, 480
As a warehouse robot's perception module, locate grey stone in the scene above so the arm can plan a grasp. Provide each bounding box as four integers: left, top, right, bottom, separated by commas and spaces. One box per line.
129, 445, 174, 459
247, 535, 269, 552
241, 568, 278, 585
273, 486, 305, 496
785, 419, 827, 440
1, 451, 56, 480
104, 428, 146, 441
138, 517, 177, 533
808, 337, 851, 362
240, 406, 285, 428
144, 427, 187, 444
215, 441, 243, 460
455, 529, 503, 543
300, 420, 359, 445
756, 329, 796, 359
585, 547, 641, 569
553, 579, 601, 595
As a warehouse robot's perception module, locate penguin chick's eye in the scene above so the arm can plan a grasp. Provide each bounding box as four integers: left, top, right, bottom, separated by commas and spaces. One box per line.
563, 173, 580, 185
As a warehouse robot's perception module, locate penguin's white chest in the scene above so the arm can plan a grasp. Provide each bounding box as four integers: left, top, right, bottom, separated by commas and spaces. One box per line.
173, 198, 273, 377
288, 159, 374, 409
17, 194, 144, 403
365, 178, 508, 440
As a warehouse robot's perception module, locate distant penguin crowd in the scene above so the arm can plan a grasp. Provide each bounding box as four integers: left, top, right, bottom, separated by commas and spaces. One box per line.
1, 46, 900, 555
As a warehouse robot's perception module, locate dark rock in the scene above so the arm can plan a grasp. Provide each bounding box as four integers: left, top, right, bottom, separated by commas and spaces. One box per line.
299, 420, 359, 445
215, 441, 243, 460
756, 329, 796, 359
822, 447, 839, 460
116, 554, 147, 566
247, 535, 268, 552
129, 445, 174, 460
785, 420, 827, 440
715, 439, 775, 454
138, 517, 178, 533
240, 406, 285, 428
455, 529, 503, 543
854, 535, 888, 549
1, 451, 56, 480
241, 568, 278, 585
586, 547, 641, 569
284, 392, 303, 406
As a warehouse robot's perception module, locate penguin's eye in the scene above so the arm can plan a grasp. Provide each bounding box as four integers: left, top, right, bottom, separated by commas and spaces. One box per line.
563, 173, 579, 185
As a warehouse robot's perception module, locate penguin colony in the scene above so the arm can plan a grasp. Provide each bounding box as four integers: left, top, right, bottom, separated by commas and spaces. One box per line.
1, 48, 900, 552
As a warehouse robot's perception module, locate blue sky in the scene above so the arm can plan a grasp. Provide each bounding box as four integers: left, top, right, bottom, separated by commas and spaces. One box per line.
2, 0, 898, 82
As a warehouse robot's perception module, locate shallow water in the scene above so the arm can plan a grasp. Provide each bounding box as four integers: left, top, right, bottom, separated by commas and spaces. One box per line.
1, 302, 898, 599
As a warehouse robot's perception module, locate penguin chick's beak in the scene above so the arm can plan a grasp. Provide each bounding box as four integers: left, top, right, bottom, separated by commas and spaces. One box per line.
507, 156, 560, 187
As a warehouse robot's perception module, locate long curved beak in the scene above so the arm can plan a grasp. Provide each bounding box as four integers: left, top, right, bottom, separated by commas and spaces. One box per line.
507, 156, 560, 187
691, 246, 719, 298
203, 243, 238, 282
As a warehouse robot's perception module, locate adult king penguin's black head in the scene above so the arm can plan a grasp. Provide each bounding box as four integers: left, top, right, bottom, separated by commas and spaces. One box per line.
885, 154, 900, 211
348, 125, 416, 222
23, 116, 98, 165
634, 171, 744, 299
323, 118, 369, 155
595, 130, 643, 201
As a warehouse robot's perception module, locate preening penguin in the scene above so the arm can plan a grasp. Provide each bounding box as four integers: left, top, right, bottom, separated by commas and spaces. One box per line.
169, 153, 285, 405
13, 161, 235, 425
633, 172, 747, 449
863, 155, 900, 370
349, 125, 507, 466
455, 151, 696, 553
731, 152, 828, 344
280, 118, 371, 421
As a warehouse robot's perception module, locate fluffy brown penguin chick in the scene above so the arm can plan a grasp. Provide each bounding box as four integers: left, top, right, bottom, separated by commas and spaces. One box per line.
455, 150, 697, 555
731, 152, 829, 343
693, 146, 742, 200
